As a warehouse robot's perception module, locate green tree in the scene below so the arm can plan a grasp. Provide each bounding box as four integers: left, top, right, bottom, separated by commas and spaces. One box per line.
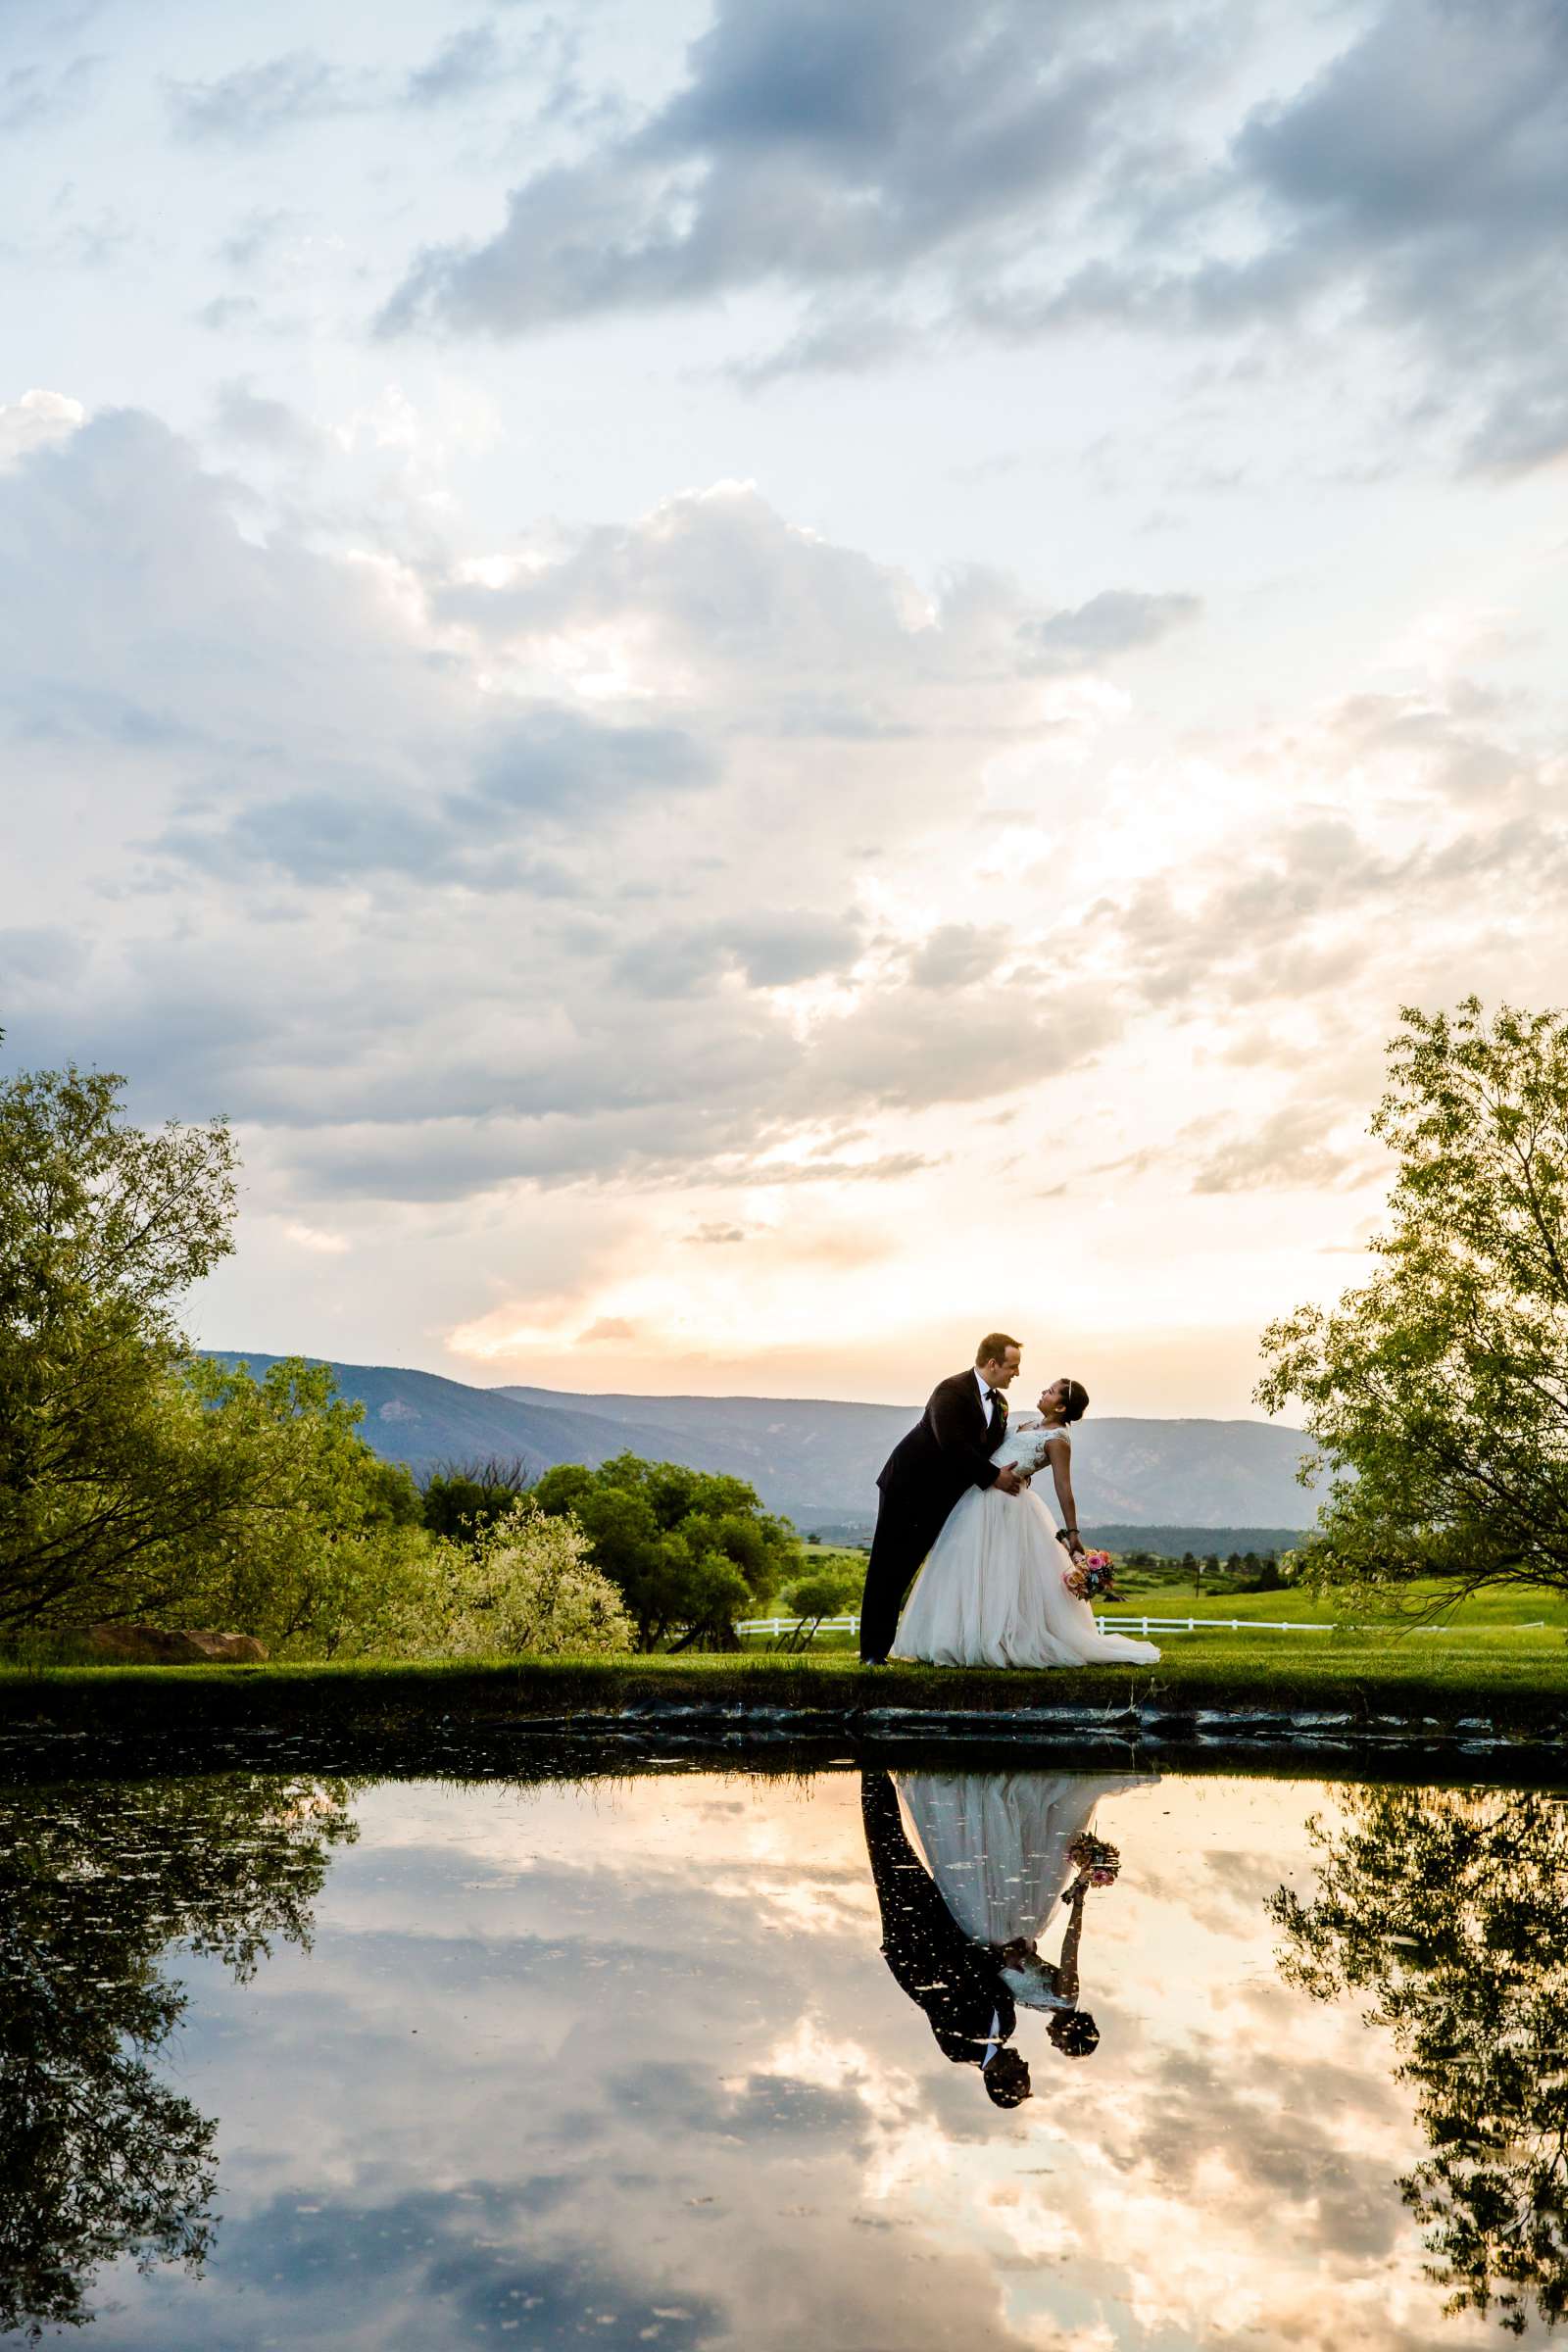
0, 1056, 465, 1657
1272, 1785, 1568, 2337
532, 1453, 799, 1648
411, 1500, 633, 1658
173, 1357, 432, 1657
1258, 1001, 1568, 1600
0, 1063, 243, 1632
421, 1460, 528, 1542
0, 1771, 359, 2338
773, 1559, 858, 1651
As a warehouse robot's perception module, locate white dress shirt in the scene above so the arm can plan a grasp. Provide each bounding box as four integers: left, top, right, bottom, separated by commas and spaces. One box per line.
974, 1366, 1001, 1426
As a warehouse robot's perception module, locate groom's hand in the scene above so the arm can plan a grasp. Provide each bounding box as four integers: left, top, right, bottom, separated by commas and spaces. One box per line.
995, 1465, 1024, 1495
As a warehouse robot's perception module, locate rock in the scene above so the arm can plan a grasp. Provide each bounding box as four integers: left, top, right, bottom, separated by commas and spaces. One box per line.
86, 1624, 268, 1665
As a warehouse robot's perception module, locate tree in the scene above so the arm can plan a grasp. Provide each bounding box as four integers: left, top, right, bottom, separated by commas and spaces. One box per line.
773, 1560, 858, 1651
0, 1064, 243, 1631
532, 1454, 799, 1649
1272, 1785, 1568, 2336
1258, 1001, 1568, 1600
174, 1357, 432, 1657
421, 1458, 531, 1542
412, 1500, 634, 1658
0, 1771, 358, 2338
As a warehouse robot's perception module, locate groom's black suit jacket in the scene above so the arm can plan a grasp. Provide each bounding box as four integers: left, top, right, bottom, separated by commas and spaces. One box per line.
877, 1369, 1006, 1519
858, 1369, 1010, 1658
861, 1771, 1015, 2067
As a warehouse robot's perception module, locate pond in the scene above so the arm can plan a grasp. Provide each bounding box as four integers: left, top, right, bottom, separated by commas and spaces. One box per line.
3, 1759, 1565, 2349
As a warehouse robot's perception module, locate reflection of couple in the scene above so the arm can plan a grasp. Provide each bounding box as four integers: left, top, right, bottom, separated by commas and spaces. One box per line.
859, 1335, 1161, 1669
862, 1768, 1143, 2108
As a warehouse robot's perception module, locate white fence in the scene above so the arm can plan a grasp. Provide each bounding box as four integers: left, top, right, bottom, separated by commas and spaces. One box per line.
735, 1613, 1548, 1641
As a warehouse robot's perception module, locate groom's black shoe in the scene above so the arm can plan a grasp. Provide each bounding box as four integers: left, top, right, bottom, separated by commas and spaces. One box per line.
861, 1654, 888, 1667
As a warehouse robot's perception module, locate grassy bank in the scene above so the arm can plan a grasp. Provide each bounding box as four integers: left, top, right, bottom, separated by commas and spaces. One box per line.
4, 1625, 1568, 1740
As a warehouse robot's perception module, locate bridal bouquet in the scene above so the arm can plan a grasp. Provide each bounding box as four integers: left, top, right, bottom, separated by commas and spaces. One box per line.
1067, 1833, 1121, 1889
1063, 1548, 1121, 1602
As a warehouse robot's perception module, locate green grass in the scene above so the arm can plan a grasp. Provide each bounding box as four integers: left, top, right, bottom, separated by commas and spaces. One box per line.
1086, 1580, 1568, 1628
4, 1625, 1567, 1740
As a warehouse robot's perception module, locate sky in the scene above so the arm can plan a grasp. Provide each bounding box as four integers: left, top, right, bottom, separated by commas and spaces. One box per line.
3, 0, 1566, 1411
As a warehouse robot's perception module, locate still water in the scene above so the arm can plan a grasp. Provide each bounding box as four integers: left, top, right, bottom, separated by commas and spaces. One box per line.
4, 1761, 1564, 2350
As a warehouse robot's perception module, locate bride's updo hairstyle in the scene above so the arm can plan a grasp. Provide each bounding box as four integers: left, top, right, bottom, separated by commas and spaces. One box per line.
1049, 2009, 1100, 2060
1057, 1379, 1089, 1423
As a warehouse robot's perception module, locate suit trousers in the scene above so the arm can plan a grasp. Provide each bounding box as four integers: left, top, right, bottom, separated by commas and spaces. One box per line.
858, 1486, 946, 1661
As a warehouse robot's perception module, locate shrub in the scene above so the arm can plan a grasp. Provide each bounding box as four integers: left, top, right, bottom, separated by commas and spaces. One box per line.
414, 1502, 634, 1659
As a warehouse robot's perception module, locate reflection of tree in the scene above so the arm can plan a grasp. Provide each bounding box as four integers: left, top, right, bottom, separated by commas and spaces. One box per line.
1271, 1786, 1568, 2337
0, 1774, 358, 2339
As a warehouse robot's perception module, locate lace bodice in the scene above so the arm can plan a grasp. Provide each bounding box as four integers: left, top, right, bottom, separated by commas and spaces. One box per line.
992, 1413, 1068, 1477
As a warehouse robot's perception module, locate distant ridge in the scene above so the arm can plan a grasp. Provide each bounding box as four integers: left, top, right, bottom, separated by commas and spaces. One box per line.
205, 1353, 1323, 1529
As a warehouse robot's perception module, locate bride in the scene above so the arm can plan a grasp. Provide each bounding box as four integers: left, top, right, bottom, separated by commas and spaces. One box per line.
891, 1378, 1160, 1668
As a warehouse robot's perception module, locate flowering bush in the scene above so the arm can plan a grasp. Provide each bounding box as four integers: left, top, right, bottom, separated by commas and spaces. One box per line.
416, 1501, 635, 1659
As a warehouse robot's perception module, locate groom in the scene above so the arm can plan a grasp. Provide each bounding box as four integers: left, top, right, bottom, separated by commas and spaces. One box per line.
858, 1332, 1026, 1664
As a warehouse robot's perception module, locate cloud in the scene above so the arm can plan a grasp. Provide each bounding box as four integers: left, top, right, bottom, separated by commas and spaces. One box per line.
404, 23, 508, 109
1189, 1102, 1363, 1197
0, 388, 84, 471
167, 51, 368, 144
906, 926, 996, 992
372, 0, 1568, 472
210, 379, 324, 461
9, 394, 1562, 1264
576, 1315, 637, 1343
215, 208, 300, 273
375, 0, 1181, 339
612, 915, 862, 1001
0, 49, 96, 132
3, 407, 1152, 1211
1017, 590, 1200, 675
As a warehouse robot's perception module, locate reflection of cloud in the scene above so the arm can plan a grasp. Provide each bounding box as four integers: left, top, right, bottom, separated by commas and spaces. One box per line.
117, 1773, 1505, 2351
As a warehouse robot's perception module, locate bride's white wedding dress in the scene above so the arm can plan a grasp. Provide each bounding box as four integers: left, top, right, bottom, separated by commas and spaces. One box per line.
890, 1416, 1160, 1668
899, 1769, 1153, 1947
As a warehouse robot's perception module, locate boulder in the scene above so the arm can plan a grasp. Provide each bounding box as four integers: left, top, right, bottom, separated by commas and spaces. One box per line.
86, 1624, 269, 1664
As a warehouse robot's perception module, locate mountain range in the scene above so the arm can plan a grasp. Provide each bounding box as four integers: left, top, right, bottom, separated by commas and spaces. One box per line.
206, 1353, 1325, 1530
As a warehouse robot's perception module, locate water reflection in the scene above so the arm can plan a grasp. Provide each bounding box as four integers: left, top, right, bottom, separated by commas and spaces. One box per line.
1273, 1784, 1568, 2340
3, 1762, 1566, 2349
0, 1776, 358, 2340
863, 1771, 1135, 2104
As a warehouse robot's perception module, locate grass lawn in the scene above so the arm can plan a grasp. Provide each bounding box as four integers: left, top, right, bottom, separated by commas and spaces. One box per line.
4, 1621, 1567, 1740
1098, 1579, 1568, 1629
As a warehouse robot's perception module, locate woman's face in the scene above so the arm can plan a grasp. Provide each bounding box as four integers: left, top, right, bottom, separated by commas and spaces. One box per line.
1040, 1379, 1067, 1415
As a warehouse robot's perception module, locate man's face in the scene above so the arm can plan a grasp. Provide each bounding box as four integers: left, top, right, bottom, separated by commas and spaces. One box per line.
983, 1346, 1022, 1390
